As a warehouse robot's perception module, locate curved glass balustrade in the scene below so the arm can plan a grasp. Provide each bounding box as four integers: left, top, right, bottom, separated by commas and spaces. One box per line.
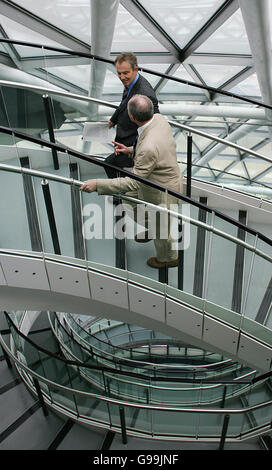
60, 312, 241, 375
49, 311, 257, 406
0, 38, 272, 200
1, 311, 272, 440
0, 138, 271, 367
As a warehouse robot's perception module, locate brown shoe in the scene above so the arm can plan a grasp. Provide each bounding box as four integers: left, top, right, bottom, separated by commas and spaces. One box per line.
135, 231, 152, 243
147, 257, 179, 268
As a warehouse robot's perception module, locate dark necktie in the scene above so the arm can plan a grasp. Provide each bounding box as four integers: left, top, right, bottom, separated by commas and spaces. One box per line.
133, 135, 138, 158
122, 86, 128, 102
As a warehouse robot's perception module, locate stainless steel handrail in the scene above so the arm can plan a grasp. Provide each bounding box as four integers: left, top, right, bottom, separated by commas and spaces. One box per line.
1, 333, 271, 416
62, 312, 236, 371
0, 78, 271, 164
0, 162, 271, 261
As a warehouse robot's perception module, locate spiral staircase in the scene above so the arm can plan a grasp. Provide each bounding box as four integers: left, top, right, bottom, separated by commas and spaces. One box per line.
0, 42, 272, 451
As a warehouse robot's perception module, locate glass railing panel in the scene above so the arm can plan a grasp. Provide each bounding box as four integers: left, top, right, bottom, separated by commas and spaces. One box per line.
47, 381, 79, 417
0, 166, 33, 252
153, 409, 197, 438
109, 402, 152, 436
197, 411, 232, 438
49, 95, 115, 157
77, 394, 110, 424
241, 238, 272, 344
205, 215, 260, 314
0, 83, 53, 141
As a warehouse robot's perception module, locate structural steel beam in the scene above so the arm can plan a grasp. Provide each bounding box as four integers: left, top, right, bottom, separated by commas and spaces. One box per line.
191, 120, 265, 175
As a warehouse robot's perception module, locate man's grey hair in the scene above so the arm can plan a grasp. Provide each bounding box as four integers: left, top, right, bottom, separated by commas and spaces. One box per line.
127, 94, 154, 122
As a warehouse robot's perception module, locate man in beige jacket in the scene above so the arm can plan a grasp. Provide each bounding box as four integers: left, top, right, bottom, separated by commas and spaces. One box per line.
80, 94, 183, 268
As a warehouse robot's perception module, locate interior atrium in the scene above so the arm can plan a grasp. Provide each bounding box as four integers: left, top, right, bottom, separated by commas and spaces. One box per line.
0, 0, 272, 454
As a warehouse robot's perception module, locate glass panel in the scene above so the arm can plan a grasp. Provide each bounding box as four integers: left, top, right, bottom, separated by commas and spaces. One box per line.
0, 167, 32, 251
10, 1, 91, 45
193, 64, 245, 88
139, 0, 226, 49
241, 238, 272, 345
205, 215, 258, 314
230, 73, 262, 98
196, 10, 250, 54
113, 4, 168, 53
0, 14, 69, 55
153, 409, 197, 437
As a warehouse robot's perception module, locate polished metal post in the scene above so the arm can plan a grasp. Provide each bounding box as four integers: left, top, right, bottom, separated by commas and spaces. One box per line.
186, 133, 192, 198
33, 377, 49, 417
221, 385, 227, 408
41, 179, 61, 255
42, 94, 59, 170
219, 414, 230, 450
119, 407, 127, 444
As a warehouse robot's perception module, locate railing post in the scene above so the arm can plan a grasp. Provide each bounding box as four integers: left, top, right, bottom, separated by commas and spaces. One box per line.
221, 385, 227, 408
42, 94, 59, 170
119, 407, 127, 444
33, 377, 49, 417
218, 414, 230, 450
41, 179, 61, 255
114, 196, 126, 270
186, 133, 192, 198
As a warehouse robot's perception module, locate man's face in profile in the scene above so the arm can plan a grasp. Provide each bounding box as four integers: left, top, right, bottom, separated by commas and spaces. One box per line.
116, 60, 138, 87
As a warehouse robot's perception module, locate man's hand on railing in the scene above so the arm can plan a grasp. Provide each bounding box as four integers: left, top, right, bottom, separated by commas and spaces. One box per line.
79, 179, 97, 193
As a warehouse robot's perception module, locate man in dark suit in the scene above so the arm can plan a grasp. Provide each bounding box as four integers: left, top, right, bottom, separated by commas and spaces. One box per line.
104, 52, 160, 178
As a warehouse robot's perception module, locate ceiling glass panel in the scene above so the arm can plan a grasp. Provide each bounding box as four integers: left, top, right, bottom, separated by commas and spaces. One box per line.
12, 0, 92, 44
0, 15, 69, 56
245, 161, 272, 179
138, 0, 226, 49
196, 9, 250, 54
159, 65, 205, 95
193, 64, 245, 88
112, 4, 168, 53
138, 63, 171, 88
229, 73, 261, 98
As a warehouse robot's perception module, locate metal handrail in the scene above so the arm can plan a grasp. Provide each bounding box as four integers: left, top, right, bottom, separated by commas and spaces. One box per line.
0, 125, 271, 248
64, 312, 234, 371
1, 327, 271, 415
0, 78, 271, 165
3, 312, 253, 386
57, 313, 239, 374
1, 37, 272, 111
0, 161, 271, 261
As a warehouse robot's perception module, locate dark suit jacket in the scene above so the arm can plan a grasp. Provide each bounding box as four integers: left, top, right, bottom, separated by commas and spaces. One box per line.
110, 74, 160, 147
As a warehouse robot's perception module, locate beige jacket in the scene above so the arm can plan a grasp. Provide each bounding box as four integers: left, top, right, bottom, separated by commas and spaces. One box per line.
97, 114, 182, 205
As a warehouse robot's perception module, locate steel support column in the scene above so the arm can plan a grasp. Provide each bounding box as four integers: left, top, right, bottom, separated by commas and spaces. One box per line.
239, 0, 272, 125
88, 0, 119, 120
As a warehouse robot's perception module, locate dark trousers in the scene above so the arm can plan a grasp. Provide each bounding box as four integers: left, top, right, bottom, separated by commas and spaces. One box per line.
104, 152, 134, 178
